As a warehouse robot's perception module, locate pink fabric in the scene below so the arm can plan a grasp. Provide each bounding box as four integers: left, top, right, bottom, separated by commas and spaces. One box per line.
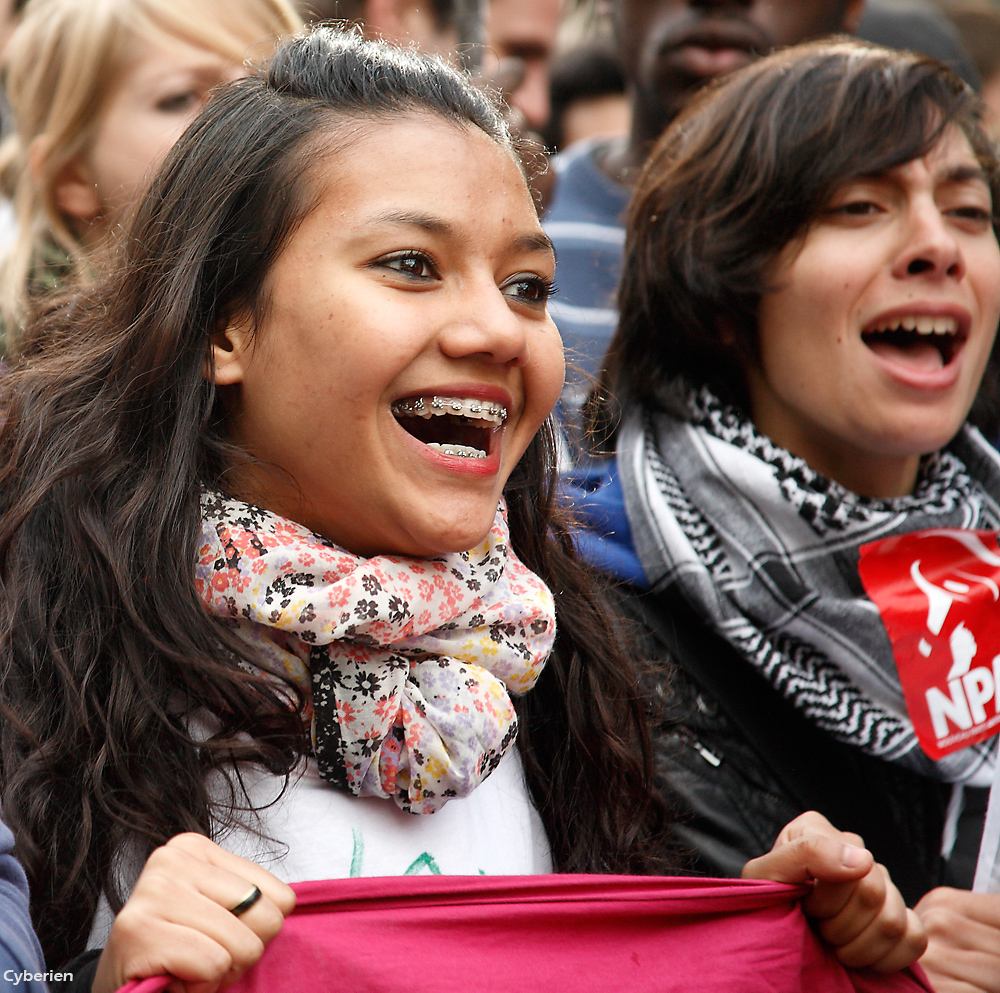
117, 874, 932, 993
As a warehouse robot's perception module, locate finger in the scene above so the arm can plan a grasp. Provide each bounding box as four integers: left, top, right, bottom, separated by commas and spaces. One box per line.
773, 811, 865, 851
813, 863, 888, 948
146, 854, 285, 950
119, 848, 281, 968
166, 976, 224, 993
164, 833, 296, 916
97, 909, 238, 993
742, 833, 872, 886
229, 885, 263, 918
835, 904, 926, 973
916, 888, 1000, 991
144, 923, 241, 984
921, 945, 1000, 992
111, 873, 268, 970
814, 866, 926, 973
92, 838, 292, 993
916, 886, 1000, 932
870, 910, 928, 974
166, 980, 221, 993
806, 862, 888, 931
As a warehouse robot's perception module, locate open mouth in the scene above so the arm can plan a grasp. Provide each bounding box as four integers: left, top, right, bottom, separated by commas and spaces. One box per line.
391, 395, 507, 459
861, 315, 966, 371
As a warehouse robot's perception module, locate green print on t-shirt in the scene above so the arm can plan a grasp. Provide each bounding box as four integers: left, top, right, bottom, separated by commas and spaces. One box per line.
348, 827, 484, 876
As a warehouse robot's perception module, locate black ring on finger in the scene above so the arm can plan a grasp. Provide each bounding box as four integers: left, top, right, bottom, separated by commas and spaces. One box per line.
229, 885, 263, 917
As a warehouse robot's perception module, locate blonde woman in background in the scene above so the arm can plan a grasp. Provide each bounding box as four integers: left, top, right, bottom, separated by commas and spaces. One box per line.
0, 0, 301, 348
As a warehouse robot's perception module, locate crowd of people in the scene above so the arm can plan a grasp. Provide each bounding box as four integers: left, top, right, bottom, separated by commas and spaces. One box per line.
0, 1, 998, 992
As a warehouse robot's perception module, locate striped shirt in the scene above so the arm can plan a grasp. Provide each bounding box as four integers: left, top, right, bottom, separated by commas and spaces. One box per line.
543, 139, 630, 415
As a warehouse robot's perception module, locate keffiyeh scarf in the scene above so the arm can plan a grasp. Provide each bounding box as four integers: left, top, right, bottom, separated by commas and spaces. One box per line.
196, 492, 556, 813
619, 386, 1000, 784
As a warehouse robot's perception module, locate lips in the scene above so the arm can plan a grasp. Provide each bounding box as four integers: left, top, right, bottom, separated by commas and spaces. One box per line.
659, 18, 770, 79
861, 310, 971, 388
391, 394, 507, 459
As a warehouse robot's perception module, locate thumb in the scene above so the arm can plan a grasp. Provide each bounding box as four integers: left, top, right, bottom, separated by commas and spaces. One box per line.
743, 835, 872, 885
744, 836, 874, 922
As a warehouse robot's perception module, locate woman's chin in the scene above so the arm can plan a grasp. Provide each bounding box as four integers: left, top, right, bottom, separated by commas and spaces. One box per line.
387, 511, 501, 560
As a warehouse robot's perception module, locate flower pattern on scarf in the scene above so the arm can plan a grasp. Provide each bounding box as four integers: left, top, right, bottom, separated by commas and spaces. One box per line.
195, 492, 556, 814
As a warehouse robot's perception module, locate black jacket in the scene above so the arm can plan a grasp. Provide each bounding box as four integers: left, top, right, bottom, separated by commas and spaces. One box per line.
618, 584, 974, 907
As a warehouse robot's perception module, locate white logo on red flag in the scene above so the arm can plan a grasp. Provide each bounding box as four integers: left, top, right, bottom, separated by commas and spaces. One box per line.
859, 529, 1000, 759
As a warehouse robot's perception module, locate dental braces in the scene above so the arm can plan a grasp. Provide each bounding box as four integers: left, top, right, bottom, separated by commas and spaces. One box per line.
391, 396, 508, 421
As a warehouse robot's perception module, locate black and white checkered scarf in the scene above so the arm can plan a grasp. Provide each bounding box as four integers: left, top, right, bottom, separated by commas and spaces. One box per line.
619, 386, 1000, 784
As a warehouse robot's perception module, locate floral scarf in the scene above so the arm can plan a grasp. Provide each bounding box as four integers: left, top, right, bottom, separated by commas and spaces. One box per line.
196, 492, 556, 813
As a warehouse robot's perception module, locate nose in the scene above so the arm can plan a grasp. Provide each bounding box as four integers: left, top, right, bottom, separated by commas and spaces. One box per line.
893, 198, 965, 281
438, 279, 531, 366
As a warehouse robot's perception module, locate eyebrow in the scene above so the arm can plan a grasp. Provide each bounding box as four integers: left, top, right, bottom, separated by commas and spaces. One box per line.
939, 163, 991, 187
368, 209, 556, 258
514, 232, 556, 257
369, 209, 452, 234
854, 163, 990, 187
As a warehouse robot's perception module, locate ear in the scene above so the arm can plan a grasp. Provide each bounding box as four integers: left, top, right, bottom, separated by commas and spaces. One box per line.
842, 0, 866, 35
206, 318, 252, 385
33, 140, 103, 225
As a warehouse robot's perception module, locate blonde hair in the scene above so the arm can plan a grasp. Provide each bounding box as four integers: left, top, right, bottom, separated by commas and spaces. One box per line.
0, 0, 302, 335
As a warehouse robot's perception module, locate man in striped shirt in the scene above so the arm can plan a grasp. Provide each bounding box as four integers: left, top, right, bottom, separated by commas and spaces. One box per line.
544, 0, 866, 416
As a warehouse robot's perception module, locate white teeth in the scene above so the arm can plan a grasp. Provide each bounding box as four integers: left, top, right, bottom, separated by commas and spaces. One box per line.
426, 443, 487, 458
869, 315, 959, 336
390, 395, 508, 426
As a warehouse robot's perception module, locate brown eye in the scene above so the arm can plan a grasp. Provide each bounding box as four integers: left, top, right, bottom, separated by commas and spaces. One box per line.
378, 252, 439, 280
832, 201, 880, 216
502, 274, 555, 306
950, 206, 992, 224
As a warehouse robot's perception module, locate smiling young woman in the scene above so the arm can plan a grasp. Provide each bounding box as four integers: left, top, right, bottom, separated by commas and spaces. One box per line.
211, 113, 563, 558
572, 38, 1000, 991
0, 29, 657, 985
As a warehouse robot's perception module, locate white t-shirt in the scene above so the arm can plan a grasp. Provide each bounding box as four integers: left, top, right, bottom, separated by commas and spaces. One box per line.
89, 750, 551, 946
215, 749, 553, 880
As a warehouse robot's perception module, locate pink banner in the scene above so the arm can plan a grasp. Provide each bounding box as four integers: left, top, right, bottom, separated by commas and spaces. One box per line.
117, 874, 930, 993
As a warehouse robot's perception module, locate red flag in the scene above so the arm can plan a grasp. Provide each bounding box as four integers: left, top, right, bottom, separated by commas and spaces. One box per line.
859, 528, 1000, 759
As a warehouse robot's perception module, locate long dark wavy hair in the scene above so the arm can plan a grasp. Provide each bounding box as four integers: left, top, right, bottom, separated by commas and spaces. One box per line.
589, 39, 1000, 446
0, 28, 666, 967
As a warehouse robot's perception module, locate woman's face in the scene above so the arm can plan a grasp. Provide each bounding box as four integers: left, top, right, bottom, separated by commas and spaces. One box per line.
748, 126, 1000, 498
212, 114, 565, 559
55, 33, 251, 239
